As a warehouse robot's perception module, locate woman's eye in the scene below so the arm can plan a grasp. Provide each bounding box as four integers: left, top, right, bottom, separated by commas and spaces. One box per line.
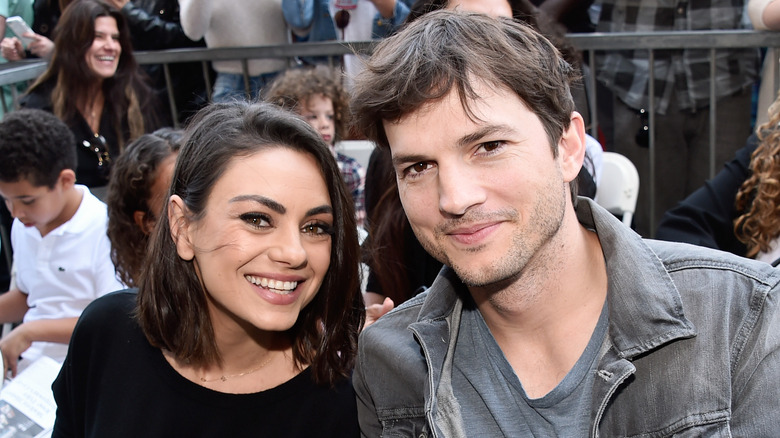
302, 221, 333, 236
240, 213, 270, 229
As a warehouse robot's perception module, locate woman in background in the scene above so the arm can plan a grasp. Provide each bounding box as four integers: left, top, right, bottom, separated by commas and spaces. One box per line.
657, 92, 780, 265
21, 0, 159, 195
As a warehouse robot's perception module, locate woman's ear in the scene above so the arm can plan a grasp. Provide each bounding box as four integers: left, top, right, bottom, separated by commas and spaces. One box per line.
557, 111, 587, 184
168, 195, 194, 261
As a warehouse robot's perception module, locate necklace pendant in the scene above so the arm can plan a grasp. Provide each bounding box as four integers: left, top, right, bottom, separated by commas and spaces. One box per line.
220, 376, 228, 382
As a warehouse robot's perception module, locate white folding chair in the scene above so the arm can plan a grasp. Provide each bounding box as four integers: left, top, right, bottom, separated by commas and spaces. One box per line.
594, 152, 640, 226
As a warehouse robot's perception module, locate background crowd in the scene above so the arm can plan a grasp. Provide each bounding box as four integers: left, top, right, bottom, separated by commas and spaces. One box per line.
0, 0, 777, 435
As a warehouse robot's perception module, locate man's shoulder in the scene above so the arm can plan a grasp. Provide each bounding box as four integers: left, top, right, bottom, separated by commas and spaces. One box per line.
647, 238, 780, 284
360, 291, 427, 345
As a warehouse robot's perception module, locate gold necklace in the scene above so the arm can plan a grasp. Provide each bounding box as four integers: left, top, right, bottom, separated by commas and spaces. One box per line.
199, 354, 274, 383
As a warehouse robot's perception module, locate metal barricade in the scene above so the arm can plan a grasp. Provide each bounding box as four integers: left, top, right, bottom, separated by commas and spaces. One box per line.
2, 31, 779, 233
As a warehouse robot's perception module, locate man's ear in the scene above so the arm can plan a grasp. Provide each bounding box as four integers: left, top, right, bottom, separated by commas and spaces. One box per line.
168, 195, 194, 261
58, 169, 76, 190
557, 111, 587, 184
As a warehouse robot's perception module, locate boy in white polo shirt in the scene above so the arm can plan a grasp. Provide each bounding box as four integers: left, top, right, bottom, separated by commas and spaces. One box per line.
0, 109, 124, 377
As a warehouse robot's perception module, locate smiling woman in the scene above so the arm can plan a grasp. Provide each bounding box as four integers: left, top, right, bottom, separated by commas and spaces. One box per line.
50, 102, 364, 437
20, 0, 160, 196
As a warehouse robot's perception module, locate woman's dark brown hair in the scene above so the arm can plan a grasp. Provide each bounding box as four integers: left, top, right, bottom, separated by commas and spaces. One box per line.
27, 0, 156, 149
137, 101, 364, 386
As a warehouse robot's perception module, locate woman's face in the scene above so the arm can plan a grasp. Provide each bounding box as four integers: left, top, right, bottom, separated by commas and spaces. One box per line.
85, 16, 121, 80
172, 147, 333, 333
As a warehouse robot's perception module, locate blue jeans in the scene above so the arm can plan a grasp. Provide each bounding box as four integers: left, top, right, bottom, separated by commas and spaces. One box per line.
211, 71, 279, 103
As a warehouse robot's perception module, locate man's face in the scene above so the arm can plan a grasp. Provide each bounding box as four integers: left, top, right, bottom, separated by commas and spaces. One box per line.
384, 83, 581, 288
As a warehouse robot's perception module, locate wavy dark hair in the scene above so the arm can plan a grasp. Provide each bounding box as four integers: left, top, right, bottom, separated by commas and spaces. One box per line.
107, 128, 182, 287
734, 94, 780, 257
136, 102, 364, 386
27, 0, 157, 150
263, 67, 351, 144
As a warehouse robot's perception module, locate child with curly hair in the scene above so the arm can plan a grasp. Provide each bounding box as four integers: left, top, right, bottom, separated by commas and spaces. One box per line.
264, 67, 366, 227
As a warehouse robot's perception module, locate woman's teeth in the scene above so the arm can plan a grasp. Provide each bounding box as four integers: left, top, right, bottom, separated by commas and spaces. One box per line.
245, 275, 298, 293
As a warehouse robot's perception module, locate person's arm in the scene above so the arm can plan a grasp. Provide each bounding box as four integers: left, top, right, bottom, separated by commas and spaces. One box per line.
763, 0, 780, 29
282, 0, 316, 37
177, 0, 212, 42
115, 0, 201, 50
655, 134, 758, 256
0, 317, 78, 376
370, 0, 409, 38
0, 288, 29, 323
749, 0, 780, 30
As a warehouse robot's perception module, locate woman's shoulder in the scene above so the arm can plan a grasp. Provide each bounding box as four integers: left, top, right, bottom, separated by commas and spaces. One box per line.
19, 80, 55, 111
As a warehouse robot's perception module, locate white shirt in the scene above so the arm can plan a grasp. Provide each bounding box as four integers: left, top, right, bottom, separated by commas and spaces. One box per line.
12, 185, 124, 362
328, 0, 378, 89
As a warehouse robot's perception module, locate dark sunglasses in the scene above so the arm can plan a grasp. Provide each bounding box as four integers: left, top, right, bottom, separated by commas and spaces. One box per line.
82, 134, 111, 175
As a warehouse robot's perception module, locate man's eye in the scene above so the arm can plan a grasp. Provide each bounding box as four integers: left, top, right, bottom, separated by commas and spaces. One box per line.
410, 162, 430, 174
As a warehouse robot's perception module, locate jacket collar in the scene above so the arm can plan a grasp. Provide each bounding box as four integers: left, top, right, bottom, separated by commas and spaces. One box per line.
411, 198, 696, 360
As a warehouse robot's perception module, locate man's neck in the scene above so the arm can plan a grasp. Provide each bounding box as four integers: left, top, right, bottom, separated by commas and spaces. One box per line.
471, 209, 608, 398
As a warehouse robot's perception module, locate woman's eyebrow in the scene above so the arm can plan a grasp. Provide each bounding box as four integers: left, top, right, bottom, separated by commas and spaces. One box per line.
229, 194, 285, 214
306, 205, 333, 217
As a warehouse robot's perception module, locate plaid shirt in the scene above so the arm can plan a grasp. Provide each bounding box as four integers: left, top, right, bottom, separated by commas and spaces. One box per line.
336, 152, 366, 227
595, 0, 759, 114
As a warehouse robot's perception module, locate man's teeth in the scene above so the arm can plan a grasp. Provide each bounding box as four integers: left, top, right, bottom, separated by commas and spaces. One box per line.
245, 275, 298, 292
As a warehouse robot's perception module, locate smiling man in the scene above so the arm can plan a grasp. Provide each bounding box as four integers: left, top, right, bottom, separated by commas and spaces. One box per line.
351, 11, 780, 437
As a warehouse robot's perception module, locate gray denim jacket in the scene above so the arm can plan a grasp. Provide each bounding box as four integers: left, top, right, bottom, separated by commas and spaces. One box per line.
354, 198, 780, 437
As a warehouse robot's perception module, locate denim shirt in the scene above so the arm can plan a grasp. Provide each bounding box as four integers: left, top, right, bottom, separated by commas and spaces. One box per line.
282, 0, 409, 43
354, 198, 780, 437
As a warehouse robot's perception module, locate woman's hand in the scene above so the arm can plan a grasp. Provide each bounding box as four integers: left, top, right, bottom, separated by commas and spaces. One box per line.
0, 37, 25, 61
26, 33, 54, 59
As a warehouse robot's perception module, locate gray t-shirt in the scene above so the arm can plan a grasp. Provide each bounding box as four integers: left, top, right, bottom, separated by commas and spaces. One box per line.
452, 300, 609, 436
